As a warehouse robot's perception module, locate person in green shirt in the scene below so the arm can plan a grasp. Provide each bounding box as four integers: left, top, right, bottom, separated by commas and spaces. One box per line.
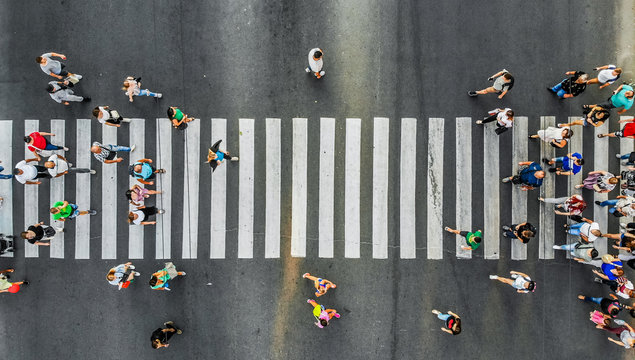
444, 226, 482, 251
167, 107, 195, 130
49, 200, 96, 221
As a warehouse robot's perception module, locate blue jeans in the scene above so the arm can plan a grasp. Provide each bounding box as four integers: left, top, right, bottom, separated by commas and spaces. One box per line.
599, 199, 619, 214
0, 166, 12, 179
437, 313, 451, 321
583, 296, 603, 305
138, 89, 159, 97
554, 156, 566, 164
44, 140, 63, 150
567, 222, 585, 236
619, 153, 634, 165
105, 144, 131, 152
556, 243, 578, 256
551, 79, 567, 98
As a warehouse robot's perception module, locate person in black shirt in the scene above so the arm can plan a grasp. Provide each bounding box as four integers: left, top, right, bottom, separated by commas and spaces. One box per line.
501, 222, 536, 243
151, 321, 182, 349
20, 222, 59, 246
548, 70, 588, 99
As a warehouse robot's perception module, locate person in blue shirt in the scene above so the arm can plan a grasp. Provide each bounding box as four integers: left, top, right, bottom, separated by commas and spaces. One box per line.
0, 160, 12, 179
206, 139, 239, 172
130, 159, 166, 186
501, 161, 545, 190
584, 83, 634, 115
543, 153, 583, 176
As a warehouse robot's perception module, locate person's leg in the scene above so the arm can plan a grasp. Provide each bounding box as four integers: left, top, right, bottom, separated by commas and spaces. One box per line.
556, 89, 566, 98
437, 312, 451, 321
587, 78, 600, 85
459, 231, 469, 238
557, 243, 576, 251
0, 174, 11, 179
34, 165, 52, 179
142, 206, 158, 218
164, 325, 176, 342
65, 94, 85, 102
44, 140, 64, 150
567, 223, 583, 236
582, 296, 603, 305
542, 197, 568, 204
551, 81, 564, 92
139, 89, 160, 97
68, 168, 92, 173
307, 299, 318, 307
481, 114, 498, 124
108, 145, 131, 152
304, 274, 319, 282
599, 199, 618, 207
326, 309, 340, 319
620, 154, 630, 160
476, 87, 497, 95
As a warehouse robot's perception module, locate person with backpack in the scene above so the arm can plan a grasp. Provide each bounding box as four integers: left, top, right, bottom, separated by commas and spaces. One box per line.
431, 310, 461, 335
475, 108, 514, 135
167, 107, 195, 130
552, 241, 598, 262
91, 141, 136, 164
547, 70, 588, 99
128, 206, 165, 226
106, 262, 140, 290
444, 226, 482, 251
126, 184, 162, 206
489, 271, 536, 294
542, 153, 583, 176
122, 76, 162, 102
307, 299, 340, 328
206, 140, 238, 172
44, 154, 95, 177
0, 234, 15, 255
595, 195, 635, 217
20, 222, 61, 246
501, 222, 536, 244
578, 293, 631, 318
565, 217, 602, 244
501, 161, 545, 191
529, 126, 573, 149
557, 105, 609, 128
583, 83, 634, 115
302, 273, 336, 297
129, 159, 166, 186
149, 262, 186, 291
47, 80, 90, 105
575, 170, 619, 193
92, 106, 132, 127
538, 194, 586, 216
0, 268, 28, 294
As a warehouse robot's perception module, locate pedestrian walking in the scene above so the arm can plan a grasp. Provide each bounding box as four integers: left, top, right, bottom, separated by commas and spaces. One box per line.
564, 217, 602, 244
583, 83, 634, 115
468, 69, 514, 99
126, 184, 162, 206
151, 321, 183, 349
475, 108, 514, 135
501, 161, 545, 191
595, 195, 635, 217
47, 80, 90, 105
597, 117, 635, 140
578, 294, 630, 318
302, 273, 336, 297
593, 255, 624, 281
489, 271, 536, 293
123, 76, 162, 102
0, 268, 28, 294
44, 154, 95, 177
587, 65, 622, 89
542, 153, 583, 176
501, 222, 536, 244
547, 70, 588, 99
552, 241, 598, 262
149, 262, 186, 291
307, 299, 340, 328
207, 140, 238, 172
444, 226, 482, 251
24, 131, 68, 161
13, 158, 51, 185
558, 105, 609, 128
538, 194, 586, 216
128, 206, 164, 226
129, 159, 165, 186
0, 160, 12, 180
431, 310, 461, 335
305, 48, 325, 79
529, 126, 572, 149
36, 52, 82, 80
594, 322, 635, 349
575, 170, 619, 193
91, 142, 135, 164
20, 222, 61, 246
594, 275, 635, 300
106, 262, 140, 290
589, 310, 611, 327
605, 232, 635, 253
92, 106, 131, 127
167, 107, 195, 130
50, 200, 96, 221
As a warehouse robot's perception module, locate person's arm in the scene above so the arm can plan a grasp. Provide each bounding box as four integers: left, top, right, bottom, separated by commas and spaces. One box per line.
172, 118, 184, 127
488, 70, 504, 80
598, 82, 611, 89
441, 328, 453, 334
520, 185, 534, 191
25, 181, 41, 185
49, 52, 66, 59
617, 108, 627, 114
518, 161, 532, 166
555, 170, 572, 176
39, 132, 54, 136
25, 158, 40, 163
607, 337, 625, 347
608, 293, 618, 300
460, 246, 473, 251
55, 171, 67, 178
103, 158, 123, 164
141, 221, 157, 225
216, 160, 222, 166
498, 89, 508, 99
554, 210, 572, 216
447, 311, 459, 318
105, 122, 121, 128
34, 241, 51, 246
139, 158, 152, 163
138, 179, 154, 185
551, 139, 567, 148
612, 245, 631, 252
592, 269, 610, 280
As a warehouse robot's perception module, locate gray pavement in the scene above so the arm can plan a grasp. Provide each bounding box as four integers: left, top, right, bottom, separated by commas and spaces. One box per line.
1, 1, 634, 359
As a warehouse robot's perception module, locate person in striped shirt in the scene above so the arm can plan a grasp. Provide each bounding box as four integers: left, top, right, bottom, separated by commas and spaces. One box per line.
91, 141, 136, 164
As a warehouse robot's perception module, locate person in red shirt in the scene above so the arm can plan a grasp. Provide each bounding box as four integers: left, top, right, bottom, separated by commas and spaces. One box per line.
597, 118, 635, 139
24, 132, 68, 161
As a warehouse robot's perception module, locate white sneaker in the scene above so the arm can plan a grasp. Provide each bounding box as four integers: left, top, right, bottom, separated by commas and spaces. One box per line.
156, 93, 163, 98
180, 272, 186, 276
55, 226, 64, 232
476, 120, 483, 124
134, 272, 141, 276
63, 147, 69, 151
620, 223, 627, 229
616, 153, 623, 159
122, 118, 132, 123
130, 145, 136, 152
75, 74, 83, 80
129, 265, 136, 269
305, 67, 310, 73
489, 275, 498, 280
319, 71, 325, 76
158, 209, 165, 214
552, 245, 560, 250
231, 157, 239, 161
89, 170, 96, 175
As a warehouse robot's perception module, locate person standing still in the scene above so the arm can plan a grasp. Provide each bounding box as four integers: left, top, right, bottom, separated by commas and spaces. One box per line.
468, 69, 514, 99
305, 48, 325, 79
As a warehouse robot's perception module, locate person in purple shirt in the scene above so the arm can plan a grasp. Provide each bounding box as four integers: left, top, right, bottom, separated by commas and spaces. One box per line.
543, 152, 583, 176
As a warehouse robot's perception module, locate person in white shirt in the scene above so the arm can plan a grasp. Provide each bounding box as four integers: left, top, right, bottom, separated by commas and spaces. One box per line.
489, 271, 536, 293
595, 195, 635, 217
476, 108, 514, 135
92, 106, 131, 127
587, 64, 622, 89
305, 48, 325, 79
43, 154, 95, 178
47, 80, 90, 105
13, 159, 51, 185
566, 217, 602, 243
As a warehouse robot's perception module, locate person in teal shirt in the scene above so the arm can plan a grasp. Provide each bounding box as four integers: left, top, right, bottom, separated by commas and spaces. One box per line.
586, 84, 634, 115
444, 226, 482, 251
130, 159, 166, 186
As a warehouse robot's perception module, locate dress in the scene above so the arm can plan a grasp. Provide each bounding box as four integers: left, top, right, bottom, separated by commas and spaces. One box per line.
131, 187, 149, 202
537, 126, 567, 142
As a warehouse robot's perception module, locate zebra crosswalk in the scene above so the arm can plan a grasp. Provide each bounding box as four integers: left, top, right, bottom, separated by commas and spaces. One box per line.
0, 116, 631, 260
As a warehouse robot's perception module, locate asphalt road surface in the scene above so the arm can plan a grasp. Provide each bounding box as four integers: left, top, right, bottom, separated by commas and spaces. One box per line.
0, 1, 634, 359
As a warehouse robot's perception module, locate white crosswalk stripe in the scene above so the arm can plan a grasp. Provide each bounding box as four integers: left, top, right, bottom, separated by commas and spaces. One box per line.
0, 116, 622, 260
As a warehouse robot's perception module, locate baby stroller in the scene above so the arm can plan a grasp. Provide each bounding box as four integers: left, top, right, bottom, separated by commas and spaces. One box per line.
0, 233, 15, 255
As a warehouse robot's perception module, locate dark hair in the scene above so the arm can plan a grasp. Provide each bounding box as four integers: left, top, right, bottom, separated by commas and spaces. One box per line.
46, 84, 55, 93
92, 107, 100, 117
12, 168, 21, 175
522, 230, 535, 239
590, 249, 598, 259
125, 189, 133, 200
610, 307, 619, 317
527, 281, 536, 292
24, 136, 31, 143
149, 276, 158, 287
314, 50, 323, 59
20, 231, 29, 239
452, 319, 462, 335
35, 56, 43, 64
320, 319, 328, 327
630, 309, 635, 318
576, 158, 584, 165
563, 129, 573, 138
506, 110, 514, 118
152, 340, 160, 349
503, 72, 512, 80
473, 236, 482, 244
167, 107, 174, 118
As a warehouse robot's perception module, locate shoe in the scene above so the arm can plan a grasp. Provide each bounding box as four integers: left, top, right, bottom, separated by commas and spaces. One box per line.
180, 272, 186, 276
597, 134, 605, 138
334, 313, 340, 318
501, 225, 511, 232
63, 147, 69, 151
302, 273, 310, 278
616, 153, 623, 159
22, 280, 29, 285
475, 120, 483, 124
319, 71, 325, 76
130, 144, 136, 152
82, 97, 91, 102
546, 86, 554, 92
542, 158, 551, 164
305, 67, 310, 73
176, 329, 183, 335
158, 169, 166, 173
552, 245, 560, 249
467, 91, 477, 97
501, 177, 510, 183
75, 74, 83, 80
489, 275, 498, 280
593, 277, 603, 283
122, 118, 132, 123
307, 299, 312, 303
88, 210, 97, 215
164, 321, 174, 326
89, 170, 96, 175
134, 272, 141, 276
128, 265, 136, 269
165, 287, 171, 291
431, 309, 440, 315
444, 226, 451, 232
158, 209, 165, 214
595, 201, 601, 205
620, 223, 627, 229
55, 227, 64, 232
487, 77, 494, 82
231, 157, 239, 161
156, 93, 163, 98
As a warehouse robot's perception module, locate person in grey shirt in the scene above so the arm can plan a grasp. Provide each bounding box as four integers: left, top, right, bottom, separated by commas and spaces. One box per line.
47, 80, 90, 105
552, 242, 598, 262
36, 52, 82, 80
